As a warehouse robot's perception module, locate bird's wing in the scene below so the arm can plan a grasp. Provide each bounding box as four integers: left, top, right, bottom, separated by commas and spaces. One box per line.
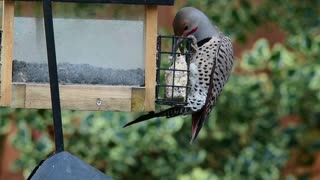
190, 35, 223, 143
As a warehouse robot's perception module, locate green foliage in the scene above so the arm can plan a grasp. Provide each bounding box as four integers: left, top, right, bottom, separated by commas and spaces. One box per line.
187, 0, 320, 43
178, 168, 219, 180
187, 0, 262, 41
2, 37, 318, 179
0, 108, 11, 156
2, 109, 206, 179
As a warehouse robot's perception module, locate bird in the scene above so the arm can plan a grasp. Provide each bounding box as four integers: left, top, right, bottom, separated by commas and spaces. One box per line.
124, 7, 234, 143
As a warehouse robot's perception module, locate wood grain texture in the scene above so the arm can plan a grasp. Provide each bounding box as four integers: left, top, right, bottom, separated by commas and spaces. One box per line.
24, 84, 132, 111
11, 83, 148, 112
144, 6, 158, 111
0, 0, 14, 106
131, 87, 145, 112
11, 83, 26, 108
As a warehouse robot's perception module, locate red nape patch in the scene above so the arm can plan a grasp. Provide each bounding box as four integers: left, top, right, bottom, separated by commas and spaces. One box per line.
185, 26, 198, 37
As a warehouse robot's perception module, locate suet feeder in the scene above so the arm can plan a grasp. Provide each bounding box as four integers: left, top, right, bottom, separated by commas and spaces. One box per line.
155, 35, 192, 107
0, 0, 175, 112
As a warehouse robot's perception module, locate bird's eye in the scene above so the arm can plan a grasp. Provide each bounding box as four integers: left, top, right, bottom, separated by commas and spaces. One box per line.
184, 26, 188, 31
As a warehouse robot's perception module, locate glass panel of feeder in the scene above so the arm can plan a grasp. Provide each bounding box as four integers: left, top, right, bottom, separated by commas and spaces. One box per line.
13, 2, 145, 86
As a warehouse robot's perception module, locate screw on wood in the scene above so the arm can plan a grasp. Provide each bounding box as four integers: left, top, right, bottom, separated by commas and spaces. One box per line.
96, 98, 102, 106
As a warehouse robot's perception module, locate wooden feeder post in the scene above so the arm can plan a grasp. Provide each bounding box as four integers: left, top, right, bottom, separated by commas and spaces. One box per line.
0, 0, 15, 106
144, 5, 158, 111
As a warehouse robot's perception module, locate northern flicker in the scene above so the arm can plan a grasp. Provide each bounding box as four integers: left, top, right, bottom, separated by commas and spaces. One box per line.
124, 7, 234, 143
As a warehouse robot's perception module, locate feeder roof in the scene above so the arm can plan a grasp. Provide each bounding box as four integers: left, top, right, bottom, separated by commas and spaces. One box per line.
29, 151, 112, 180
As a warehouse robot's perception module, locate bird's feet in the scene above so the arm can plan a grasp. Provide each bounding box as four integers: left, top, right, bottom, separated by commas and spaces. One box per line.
187, 35, 198, 51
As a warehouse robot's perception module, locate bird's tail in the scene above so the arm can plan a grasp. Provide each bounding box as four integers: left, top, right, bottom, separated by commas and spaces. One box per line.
123, 107, 192, 127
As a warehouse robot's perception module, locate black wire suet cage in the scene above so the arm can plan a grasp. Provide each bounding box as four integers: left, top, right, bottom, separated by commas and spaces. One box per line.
155, 35, 193, 107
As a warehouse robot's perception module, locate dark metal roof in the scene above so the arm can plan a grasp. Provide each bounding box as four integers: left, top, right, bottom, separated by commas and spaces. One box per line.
29, 151, 113, 180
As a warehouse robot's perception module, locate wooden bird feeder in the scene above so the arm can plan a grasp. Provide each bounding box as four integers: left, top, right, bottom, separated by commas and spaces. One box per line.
0, 0, 175, 112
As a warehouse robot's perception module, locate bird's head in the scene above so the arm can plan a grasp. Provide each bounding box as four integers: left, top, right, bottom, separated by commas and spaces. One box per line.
173, 7, 218, 42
